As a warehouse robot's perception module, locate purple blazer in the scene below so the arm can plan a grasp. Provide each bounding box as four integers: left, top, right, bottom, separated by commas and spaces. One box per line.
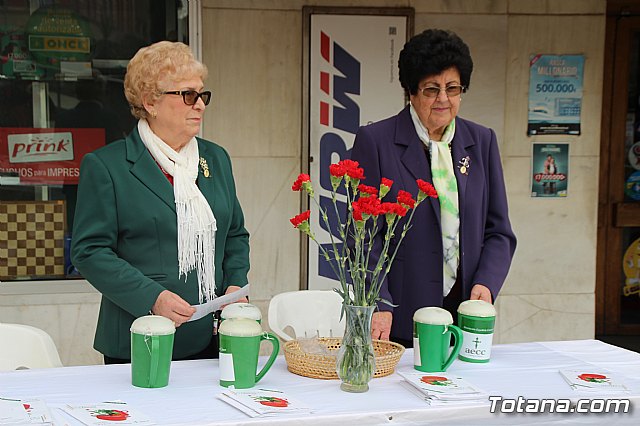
350, 105, 516, 341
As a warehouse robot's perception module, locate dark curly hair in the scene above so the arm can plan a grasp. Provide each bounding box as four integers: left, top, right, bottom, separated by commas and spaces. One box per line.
398, 29, 473, 96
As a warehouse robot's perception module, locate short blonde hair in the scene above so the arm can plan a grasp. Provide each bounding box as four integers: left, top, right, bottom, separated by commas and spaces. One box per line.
124, 41, 208, 119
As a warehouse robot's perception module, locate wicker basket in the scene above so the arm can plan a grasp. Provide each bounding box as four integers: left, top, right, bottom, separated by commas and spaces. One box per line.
283, 337, 405, 380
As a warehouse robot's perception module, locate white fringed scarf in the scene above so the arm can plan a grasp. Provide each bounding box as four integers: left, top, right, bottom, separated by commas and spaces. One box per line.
138, 119, 217, 302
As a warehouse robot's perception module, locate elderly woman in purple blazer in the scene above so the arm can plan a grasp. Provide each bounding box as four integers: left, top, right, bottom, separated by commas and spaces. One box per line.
350, 29, 516, 348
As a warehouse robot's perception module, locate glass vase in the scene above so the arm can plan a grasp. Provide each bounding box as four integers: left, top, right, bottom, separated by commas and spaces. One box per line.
336, 304, 376, 392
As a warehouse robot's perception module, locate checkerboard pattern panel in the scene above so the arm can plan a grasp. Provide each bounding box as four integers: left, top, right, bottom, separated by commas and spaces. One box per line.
0, 201, 66, 279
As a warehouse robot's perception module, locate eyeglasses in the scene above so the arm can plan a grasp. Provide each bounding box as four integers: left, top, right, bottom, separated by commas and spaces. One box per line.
162, 90, 212, 106
419, 85, 465, 98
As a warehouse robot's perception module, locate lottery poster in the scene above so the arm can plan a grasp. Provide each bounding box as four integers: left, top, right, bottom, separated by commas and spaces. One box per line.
531, 143, 569, 197
528, 54, 584, 135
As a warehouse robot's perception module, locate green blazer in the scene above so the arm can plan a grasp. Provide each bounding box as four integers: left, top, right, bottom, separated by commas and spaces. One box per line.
71, 127, 250, 359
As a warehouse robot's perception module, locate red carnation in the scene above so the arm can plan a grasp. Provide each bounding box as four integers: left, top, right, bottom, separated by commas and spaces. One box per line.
290, 210, 311, 228
338, 159, 360, 170
358, 184, 378, 197
381, 202, 407, 217
397, 190, 415, 209
416, 179, 438, 199
392, 203, 408, 217
380, 178, 393, 188
346, 166, 365, 180
351, 203, 364, 221
292, 174, 311, 191
353, 195, 382, 216
329, 163, 346, 177
336, 159, 365, 181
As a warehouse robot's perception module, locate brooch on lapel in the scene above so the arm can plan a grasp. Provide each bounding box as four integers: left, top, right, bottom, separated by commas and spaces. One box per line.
199, 157, 210, 178
458, 156, 470, 175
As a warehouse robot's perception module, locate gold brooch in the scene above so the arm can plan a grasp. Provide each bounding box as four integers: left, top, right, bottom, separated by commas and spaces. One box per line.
458, 156, 470, 175
199, 157, 210, 178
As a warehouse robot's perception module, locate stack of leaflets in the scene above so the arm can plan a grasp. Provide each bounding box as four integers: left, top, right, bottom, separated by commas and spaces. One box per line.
559, 370, 630, 394
61, 401, 155, 425
218, 388, 313, 418
397, 371, 489, 406
0, 397, 53, 425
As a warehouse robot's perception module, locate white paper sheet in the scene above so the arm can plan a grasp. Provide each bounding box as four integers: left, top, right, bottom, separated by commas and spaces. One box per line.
188, 284, 251, 322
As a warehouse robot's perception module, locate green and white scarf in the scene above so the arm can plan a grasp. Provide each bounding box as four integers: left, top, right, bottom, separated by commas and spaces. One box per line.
409, 104, 460, 297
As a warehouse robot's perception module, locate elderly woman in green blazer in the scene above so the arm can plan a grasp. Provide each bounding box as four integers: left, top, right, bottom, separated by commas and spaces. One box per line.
71, 41, 250, 364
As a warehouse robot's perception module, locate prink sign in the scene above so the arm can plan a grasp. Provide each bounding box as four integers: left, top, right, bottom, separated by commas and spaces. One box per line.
8, 132, 74, 163
316, 30, 361, 280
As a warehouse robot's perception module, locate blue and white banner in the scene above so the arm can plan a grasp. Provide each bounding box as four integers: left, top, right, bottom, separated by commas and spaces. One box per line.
308, 12, 408, 290
528, 54, 585, 135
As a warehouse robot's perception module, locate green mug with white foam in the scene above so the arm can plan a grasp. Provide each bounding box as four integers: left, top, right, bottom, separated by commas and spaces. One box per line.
413, 307, 463, 372
218, 318, 279, 389
457, 300, 496, 363
130, 315, 175, 388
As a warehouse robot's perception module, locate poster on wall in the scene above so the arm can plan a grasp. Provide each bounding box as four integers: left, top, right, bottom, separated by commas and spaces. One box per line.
623, 237, 640, 297
0, 127, 104, 184
528, 54, 584, 135
305, 8, 411, 291
531, 142, 569, 197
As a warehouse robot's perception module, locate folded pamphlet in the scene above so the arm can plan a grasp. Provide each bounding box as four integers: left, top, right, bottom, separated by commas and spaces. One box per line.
62, 401, 155, 425
218, 388, 312, 418
559, 369, 630, 393
0, 397, 53, 425
397, 370, 489, 405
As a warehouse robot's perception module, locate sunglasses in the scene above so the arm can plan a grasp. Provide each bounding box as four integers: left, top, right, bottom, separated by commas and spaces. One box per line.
419, 85, 466, 98
162, 90, 212, 106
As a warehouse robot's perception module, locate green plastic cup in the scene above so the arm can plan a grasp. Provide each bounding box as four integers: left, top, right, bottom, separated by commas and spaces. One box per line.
413, 307, 463, 372
130, 315, 175, 388
457, 300, 496, 363
218, 318, 279, 389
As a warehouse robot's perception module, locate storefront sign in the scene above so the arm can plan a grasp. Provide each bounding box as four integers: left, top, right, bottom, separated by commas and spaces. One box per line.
0, 128, 104, 184
306, 9, 410, 290
29, 35, 90, 54
528, 55, 584, 135
25, 6, 92, 69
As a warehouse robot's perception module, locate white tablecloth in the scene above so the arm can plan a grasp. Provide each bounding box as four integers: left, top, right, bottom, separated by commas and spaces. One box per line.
1, 340, 639, 425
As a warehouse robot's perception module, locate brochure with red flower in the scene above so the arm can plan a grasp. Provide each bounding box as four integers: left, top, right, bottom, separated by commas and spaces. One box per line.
218, 388, 312, 418
0, 397, 53, 425
397, 371, 488, 404
559, 370, 630, 393
62, 402, 154, 425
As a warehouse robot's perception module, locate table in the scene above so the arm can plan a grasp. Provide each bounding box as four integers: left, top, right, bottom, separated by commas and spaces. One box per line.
1, 340, 639, 425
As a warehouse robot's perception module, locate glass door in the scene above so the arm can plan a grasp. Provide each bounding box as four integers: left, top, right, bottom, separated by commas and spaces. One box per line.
0, 0, 189, 282
598, 13, 640, 336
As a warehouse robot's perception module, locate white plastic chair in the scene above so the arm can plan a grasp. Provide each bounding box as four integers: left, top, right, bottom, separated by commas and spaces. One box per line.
0, 323, 63, 370
268, 290, 346, 341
